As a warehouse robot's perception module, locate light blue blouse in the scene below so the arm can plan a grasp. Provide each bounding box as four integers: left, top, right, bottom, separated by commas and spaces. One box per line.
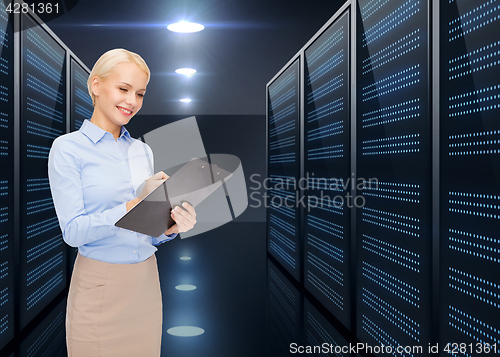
48, 119, 177, 264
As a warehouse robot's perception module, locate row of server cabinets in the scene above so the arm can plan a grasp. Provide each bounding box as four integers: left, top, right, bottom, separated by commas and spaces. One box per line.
0, 7, 93, 354
266, 0, 499, 354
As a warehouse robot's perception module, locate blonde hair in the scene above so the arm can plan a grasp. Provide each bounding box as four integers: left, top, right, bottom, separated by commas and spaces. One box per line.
87, 48, 151, 106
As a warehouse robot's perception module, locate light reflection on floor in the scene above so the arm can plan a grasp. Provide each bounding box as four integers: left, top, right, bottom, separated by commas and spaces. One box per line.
9, 222, 363, 357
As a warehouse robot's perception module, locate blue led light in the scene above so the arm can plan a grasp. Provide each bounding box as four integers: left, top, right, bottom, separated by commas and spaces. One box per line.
75, 87, 92, 106
307, 97, 344, 122
270, 214, 295, 235
362, 180, 420, 203
362, 133, 420, 155
448, 1, 499, 42
307, 312, 341, 349
307, 144, 344, 160
269, 152, 296, 164
26, 50, 63, 85
448, 41, 500, 80
269, 240, 295, 269
307, 27, 344, 66
363, 65, 420, 102
448, 306, 499, 344
363, 315, 409, 357
363, 262, 420, 307
308, 50, 344, 85
26, 28, 64, 65
26, 252, 63, 286
307, 120, 343, 141
363, 288, 420, 341
23, 311, 64, 355
270, 268, 296, 304
26, 97, 63, 123
269, 88, 295, 112
26, 120, 62, 140
269, 104, 295, 125
269, 136, 295, 150
362, 0, 420, 47
362, 99, 420, 128
363, 234, 420, 272
448, 267, 499, 308
75, 102, 92, 119
307, 214, 343, 239
307, 73, 343, 104
26, 74, 63, 104
361, 0, 391, 20
307, 251, 344, 285
27, 197, 54, 215
307, 270, 344, 310
269, 120, 295, 137
363, 30, 421, 75
269, 227, 295, 252
448, 130, 499, 155
307, 233, 343, 263
26, 271, 63, 310
26, 217, 59, 240
269, 71, 295, 97
307, 177, 344, 191
26, 235, 62, 263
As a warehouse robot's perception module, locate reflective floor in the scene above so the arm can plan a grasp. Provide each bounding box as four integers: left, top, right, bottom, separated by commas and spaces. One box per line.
10, 222, 361, 357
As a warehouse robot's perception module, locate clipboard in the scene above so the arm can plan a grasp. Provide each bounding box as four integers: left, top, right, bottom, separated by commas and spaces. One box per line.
115, 157, 233, 237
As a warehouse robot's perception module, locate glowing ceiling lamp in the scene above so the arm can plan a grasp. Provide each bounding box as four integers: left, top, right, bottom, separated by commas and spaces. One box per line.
167, 21, 204, 33
180, 98, 192, 103
175, 68, 197, 76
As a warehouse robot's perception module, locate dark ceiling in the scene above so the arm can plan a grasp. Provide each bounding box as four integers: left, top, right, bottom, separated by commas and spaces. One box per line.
48, 0, 345, 115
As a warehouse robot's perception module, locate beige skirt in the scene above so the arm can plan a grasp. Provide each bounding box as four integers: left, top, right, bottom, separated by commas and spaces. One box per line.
66, 252, 162, 357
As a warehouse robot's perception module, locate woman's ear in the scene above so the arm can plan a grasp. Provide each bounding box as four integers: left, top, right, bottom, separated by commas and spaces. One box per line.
91, 76, 100, 97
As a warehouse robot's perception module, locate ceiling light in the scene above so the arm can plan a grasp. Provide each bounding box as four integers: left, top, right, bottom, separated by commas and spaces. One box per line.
180, 98, 192, 103
175, 68, 197, 76
167, 326, 204, 337
167, 21, 204, 33
175, 284, 197, 291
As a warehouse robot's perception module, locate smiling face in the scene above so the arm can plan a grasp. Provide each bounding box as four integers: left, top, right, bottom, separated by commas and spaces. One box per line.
90, 61, 148, 138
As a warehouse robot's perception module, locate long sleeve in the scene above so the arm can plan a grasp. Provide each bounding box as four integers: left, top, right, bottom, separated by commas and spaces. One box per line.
48, 137, 126, 247
152, 233, 178, 246
144, 142, 179, 246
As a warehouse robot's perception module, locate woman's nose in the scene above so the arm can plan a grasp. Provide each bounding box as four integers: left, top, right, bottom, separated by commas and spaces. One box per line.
125, 93, 137, 107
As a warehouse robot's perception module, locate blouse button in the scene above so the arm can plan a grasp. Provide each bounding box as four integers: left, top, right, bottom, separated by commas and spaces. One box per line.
121, 162, 124, 165
132, 250, 136, 253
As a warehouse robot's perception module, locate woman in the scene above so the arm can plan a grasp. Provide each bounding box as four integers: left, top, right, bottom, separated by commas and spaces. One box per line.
48, 48, 197, 356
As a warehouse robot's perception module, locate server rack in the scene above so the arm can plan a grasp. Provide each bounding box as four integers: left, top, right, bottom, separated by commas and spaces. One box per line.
355, 0, 433, 350
19, 12, 67, 330
302, 1, 353, 329
266, 55, 303, 282
70, 58, 93, 132
0, 6, 91, 355
266, 0, 500, 354
439, 0, 500, 352
67, 57, 92, 274
0, 1, 15, 351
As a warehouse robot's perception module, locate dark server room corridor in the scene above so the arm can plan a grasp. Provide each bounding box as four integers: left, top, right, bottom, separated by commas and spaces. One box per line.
1, 0, 499, 356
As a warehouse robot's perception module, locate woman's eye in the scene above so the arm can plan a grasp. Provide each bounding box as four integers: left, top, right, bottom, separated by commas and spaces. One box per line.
138, 93, 144, 98
119, 88, 127, 92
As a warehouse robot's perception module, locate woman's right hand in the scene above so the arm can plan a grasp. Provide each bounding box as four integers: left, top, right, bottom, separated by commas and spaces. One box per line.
137, 171, 169, 201
126, 171, 169, 212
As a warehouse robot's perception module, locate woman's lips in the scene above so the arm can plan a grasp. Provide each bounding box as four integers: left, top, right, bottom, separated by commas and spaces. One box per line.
117, 106, 133, 116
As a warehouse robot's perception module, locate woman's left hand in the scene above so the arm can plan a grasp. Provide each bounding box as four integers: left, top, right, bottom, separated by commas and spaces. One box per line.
164, 202, 197, 235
